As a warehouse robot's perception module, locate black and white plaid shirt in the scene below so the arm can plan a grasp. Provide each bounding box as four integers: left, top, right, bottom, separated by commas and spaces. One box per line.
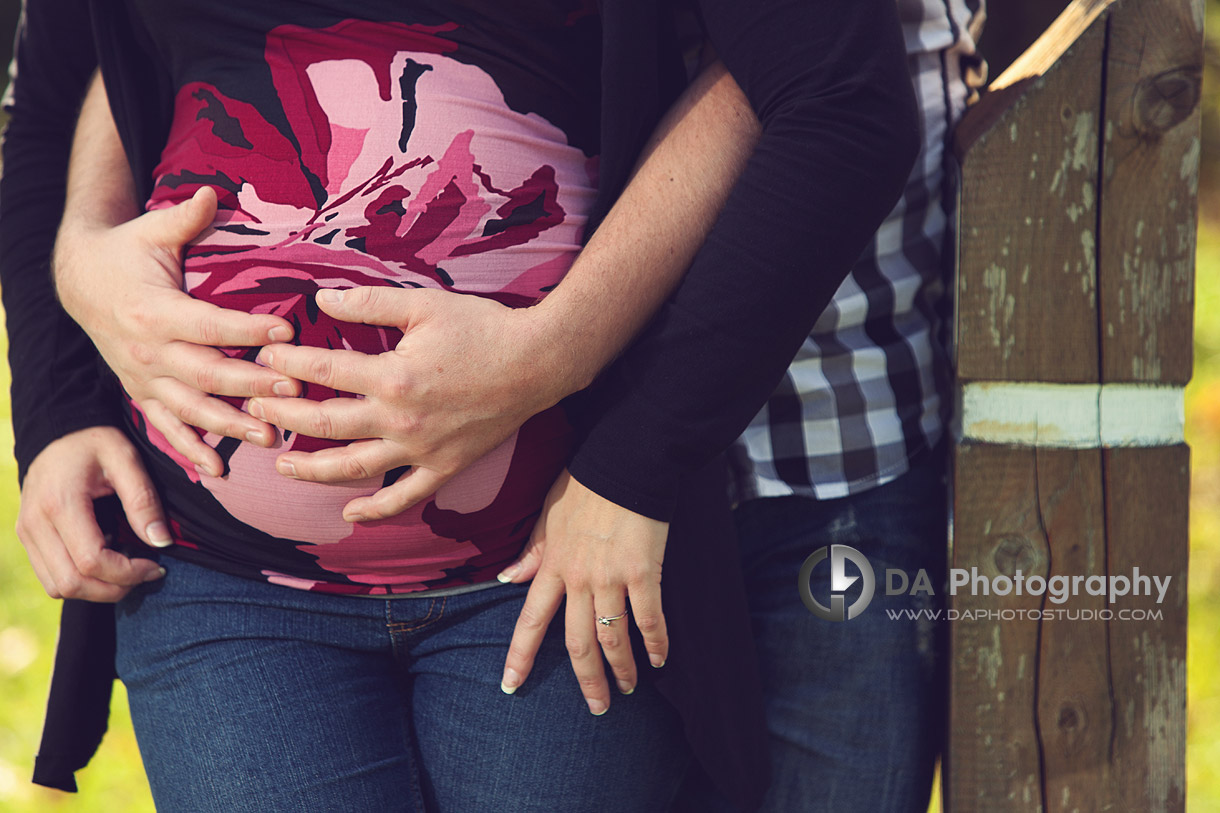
729, 0, 986, 502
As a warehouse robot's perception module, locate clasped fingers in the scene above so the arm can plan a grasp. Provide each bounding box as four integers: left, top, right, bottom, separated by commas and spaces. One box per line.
139, 376, 275, 444
174, 343, 300, 399
257, 344, 382, 398
247, 396, 391, 443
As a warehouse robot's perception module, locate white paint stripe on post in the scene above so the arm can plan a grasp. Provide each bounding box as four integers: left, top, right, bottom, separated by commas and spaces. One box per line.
1098, 385, 1186, 447
957, 381, 1184, 448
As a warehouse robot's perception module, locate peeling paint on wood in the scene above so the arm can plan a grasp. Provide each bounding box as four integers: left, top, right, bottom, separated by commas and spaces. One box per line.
1098, 0, 1200, 385
948, 1, 1195, 811
1105, 447, 1188, 812
955, 10, 1105, 383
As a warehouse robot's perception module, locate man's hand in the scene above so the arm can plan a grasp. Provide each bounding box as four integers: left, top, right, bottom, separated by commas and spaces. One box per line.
248, 285, 574, 521
245, 60, 761, 519
498, 470, 669, 715
53, 186, 300, 476
17, 427, 169, 602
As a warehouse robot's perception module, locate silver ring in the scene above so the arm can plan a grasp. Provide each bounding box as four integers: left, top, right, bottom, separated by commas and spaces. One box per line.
596, 610, 629, 626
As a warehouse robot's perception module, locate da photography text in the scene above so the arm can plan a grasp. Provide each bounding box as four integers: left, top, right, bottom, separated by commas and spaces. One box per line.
799, 543, 1172, 622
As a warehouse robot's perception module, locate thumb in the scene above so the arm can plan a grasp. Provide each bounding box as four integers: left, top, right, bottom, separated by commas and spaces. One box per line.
143, 186, 218, 250
315, 286, 417, 329
103, 443, 172, 548
497, 524, 547, 584
341, 466, 452, 523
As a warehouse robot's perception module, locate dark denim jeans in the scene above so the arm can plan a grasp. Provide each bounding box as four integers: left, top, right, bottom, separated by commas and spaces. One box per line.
115, 558, 689, 812
674, 446, 949, 812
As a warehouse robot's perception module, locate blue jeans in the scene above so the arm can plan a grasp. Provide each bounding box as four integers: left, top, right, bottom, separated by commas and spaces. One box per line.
673, 447, 948, 812
115, 558, 690, 812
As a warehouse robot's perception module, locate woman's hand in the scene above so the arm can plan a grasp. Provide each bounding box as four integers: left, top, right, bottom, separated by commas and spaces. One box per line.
17, 427, 169, 602
52, 187, 300, 477
497, 470, 669, 715
248, 286, 576, 521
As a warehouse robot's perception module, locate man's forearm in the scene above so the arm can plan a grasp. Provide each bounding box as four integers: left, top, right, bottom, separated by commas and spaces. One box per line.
56, 72, 141, 276
567, 0, 921, 520
528, 61, 760, 394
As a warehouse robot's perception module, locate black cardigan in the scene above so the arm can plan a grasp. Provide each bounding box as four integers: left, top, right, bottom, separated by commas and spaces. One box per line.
2, 0, 919, 807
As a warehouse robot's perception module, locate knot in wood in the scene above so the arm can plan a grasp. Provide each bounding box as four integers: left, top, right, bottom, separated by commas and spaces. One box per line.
1133, 67, 1201, 136
1057, 701, 1084, 732
992, 535, 1038, 578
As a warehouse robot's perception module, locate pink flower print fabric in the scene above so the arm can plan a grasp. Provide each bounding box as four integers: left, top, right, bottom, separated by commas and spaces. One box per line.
131, 19, 597, 592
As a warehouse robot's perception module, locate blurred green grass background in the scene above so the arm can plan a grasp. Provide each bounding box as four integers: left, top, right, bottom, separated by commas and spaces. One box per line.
1188, 224, 1220, 812
0, 3, 1217, 812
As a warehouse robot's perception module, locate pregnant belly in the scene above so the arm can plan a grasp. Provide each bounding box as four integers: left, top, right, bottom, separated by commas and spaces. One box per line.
136, 388, 572, 587
136, 384, 572, 587
133, 239, 576, 577
134, 29, 597, 576
136, 191, 582, 562
154, 132, 586, 552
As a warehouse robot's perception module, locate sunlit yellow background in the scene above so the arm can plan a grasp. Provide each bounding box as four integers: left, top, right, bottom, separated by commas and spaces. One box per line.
0, 3, 1217, 812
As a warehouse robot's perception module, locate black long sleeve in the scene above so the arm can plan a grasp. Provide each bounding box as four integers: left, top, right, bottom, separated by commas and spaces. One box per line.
0, 0, 919, 513
567, 0, 921, 520
0, 5, 125, 796
0, 0, 114, 484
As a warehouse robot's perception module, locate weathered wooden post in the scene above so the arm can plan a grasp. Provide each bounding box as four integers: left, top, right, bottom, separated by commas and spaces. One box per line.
946, 0, 1201, 810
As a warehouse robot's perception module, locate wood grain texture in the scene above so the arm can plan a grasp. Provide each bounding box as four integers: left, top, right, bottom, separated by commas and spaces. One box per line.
1097, 0, 1203, 384
955, 5, 1108, 383
1030, 448, 1114, 812
948, 443, 1048, 810
947, 1, 1194, 810
950, 445, 1188, 812
1105, 445, 1189, 812
948, 445, 1119, 812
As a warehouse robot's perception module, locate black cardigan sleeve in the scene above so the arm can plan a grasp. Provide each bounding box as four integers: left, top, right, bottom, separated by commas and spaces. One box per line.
567, 0, 921, 520
0, 0, 115, 484
1, 6, 124, 796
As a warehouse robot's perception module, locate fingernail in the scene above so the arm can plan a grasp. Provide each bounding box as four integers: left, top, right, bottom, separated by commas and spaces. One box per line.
617, 681, 635, 695
496, 563, 520, 583
145, 522, 172, 548
501, 669, 521, 695
278, 459, 297, 478
268, 325, 293, 343
247, 399, 265, 419
587, 698, 608, 716
143, 567, 167, 583
245, 430, 267, 446
318, 289, 343, 304
272, 380, 295, 397
649, 655, 665, 669
346, 512, 368, 523
194, 463, 219, 478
